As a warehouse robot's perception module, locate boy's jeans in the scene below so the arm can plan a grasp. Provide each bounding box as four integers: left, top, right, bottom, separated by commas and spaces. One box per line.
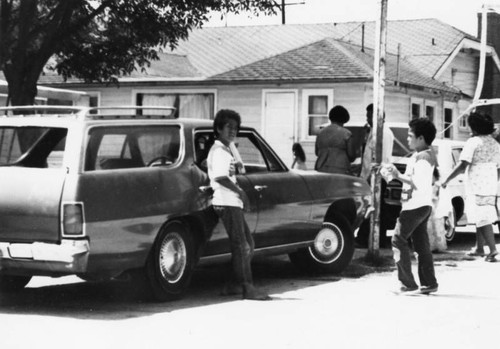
392, 205, 437, 288
214, 205, 254, 286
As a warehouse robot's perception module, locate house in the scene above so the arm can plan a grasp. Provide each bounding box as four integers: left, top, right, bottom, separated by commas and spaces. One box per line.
0, 80, 89, 107
36, 14, 500, 167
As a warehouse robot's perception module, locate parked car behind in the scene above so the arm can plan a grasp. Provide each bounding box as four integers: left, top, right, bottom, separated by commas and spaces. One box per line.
345, 122, 497, 243
0, 106, 372, 301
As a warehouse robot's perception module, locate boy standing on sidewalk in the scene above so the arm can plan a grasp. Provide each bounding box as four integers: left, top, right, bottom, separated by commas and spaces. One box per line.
207, 109, 271, 301
382, 118, 439, 294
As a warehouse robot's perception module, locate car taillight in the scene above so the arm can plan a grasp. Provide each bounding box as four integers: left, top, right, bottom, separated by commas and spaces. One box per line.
62, 203, 85, 237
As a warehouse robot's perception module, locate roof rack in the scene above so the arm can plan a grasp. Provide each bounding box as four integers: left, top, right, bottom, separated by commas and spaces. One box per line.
0, 105, 177, 120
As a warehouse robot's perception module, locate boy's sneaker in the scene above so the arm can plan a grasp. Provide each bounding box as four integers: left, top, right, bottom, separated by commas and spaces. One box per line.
419, 284, 438, 294
393, 285, 419, 295
466, 248, 485, 257
485, 251, 498, 263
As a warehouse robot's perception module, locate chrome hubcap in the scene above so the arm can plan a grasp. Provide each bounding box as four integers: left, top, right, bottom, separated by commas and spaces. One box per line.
310, 224, 343, 264
159, 232, 187, 283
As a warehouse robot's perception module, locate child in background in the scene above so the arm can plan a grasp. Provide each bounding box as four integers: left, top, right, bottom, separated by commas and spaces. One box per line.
291, 142, 307, 170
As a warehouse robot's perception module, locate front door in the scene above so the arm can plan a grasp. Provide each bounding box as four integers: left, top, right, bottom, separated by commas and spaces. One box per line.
263, 91, 296, 167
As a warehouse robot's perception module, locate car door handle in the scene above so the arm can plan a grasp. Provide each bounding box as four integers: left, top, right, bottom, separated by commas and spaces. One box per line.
254, 185, 268, 192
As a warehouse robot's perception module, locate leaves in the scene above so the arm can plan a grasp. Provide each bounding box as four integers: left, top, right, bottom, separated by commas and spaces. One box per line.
0, 0, 278, 104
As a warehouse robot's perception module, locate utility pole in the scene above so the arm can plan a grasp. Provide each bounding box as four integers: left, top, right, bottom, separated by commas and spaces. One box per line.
278, 0, 306, 24
368, 0, 388, 258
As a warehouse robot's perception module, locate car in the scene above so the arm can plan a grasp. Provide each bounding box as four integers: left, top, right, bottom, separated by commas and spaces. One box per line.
343, 122, 410, 244
345, 121, 499, 244
0, 106, 372, 301
371, 135, 499, 241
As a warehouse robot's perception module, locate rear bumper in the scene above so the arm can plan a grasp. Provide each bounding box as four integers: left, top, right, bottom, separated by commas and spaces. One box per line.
0, 239, 89, 276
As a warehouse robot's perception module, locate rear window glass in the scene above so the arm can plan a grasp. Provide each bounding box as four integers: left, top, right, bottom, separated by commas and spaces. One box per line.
85, 125, 181, 171
390, 127, 410, 157
345, 125, 410, 159
0, 127, 67, 168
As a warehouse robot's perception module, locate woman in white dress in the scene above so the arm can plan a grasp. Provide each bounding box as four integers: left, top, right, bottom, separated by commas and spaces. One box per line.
442, 112, 500, 262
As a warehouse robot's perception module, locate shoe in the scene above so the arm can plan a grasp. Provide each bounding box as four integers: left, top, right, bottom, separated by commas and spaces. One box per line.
419, 284, 438, 294
485, 251, 498, 263
220, 283, 243, 296
242, 286, 272, 301
393, 285, 419, 294
466, 248, 485, 257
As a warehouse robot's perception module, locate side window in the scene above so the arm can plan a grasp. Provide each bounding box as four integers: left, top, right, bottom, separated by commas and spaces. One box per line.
194, 131, 284, 174
236, 137, 267, 169
236, 132, 284, 173
95, 135, 132, 170
85, 126, 180, 171
0, 127, 67, 168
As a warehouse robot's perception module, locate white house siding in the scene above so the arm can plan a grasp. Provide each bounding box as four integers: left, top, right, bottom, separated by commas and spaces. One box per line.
438, 52, 478, 98
216, 85, 263, 132
69, 81, 462, 171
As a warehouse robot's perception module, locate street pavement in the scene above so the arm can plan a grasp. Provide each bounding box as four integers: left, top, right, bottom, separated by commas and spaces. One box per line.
0, 235, 499, 349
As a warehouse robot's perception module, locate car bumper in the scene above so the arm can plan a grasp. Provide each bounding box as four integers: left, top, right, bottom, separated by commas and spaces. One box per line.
0, 239, 89, 275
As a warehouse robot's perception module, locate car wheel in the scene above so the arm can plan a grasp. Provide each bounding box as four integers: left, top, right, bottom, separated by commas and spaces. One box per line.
289, 216, 354, 274
444, 208, 457, 242
0, 274, 31, 293
146, 221, 196, 301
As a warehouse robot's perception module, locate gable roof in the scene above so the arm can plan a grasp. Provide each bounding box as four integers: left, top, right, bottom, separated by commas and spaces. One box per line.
37, 18, 475, 94
210, 37, 458, 93
172, 18, 472, 79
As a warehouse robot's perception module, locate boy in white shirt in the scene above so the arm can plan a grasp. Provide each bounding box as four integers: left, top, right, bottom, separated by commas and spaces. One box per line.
383, 118, 438, 295
207, 109, 271, 301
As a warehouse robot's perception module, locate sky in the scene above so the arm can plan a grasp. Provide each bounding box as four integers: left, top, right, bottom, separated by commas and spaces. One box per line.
207, 0, 500, 36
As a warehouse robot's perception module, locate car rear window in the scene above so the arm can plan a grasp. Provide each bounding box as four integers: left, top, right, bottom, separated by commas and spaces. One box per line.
85, 125, 181, 171
0, 127, 67, 168
345, 124, 410, 159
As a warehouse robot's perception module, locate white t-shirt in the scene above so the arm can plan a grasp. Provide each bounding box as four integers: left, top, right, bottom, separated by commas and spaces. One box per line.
401, 149, 435, 211
207, 140, 243, 208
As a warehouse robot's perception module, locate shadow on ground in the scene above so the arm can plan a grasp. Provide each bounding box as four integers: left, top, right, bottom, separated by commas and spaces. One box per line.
0, 233, 481, 320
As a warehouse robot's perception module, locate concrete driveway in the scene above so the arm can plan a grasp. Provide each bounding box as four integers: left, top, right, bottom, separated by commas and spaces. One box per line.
0, 235, 498, 349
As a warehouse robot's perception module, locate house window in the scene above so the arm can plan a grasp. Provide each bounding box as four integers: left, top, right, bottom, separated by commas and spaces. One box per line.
425, 105, 435, 121
411, 103, 421, 119
302, 89, 333, 139
308, 96, 329, 136
459, 113, 468, 129
137, 92, 215, 119
444, 108, 453, 139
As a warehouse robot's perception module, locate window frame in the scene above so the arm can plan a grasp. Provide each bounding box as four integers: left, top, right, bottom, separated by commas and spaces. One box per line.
443, 102, 455, 139
301, 89, 334, 141
424, 100, 437, 122
132, 89, 217, 119
84, 124, 182, 171
410, 98, 423, 120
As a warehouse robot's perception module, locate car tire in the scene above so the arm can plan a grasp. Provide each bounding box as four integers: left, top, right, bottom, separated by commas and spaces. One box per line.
444, 208, 457, 242
0, 274, 31, 293
289, 215, 354, 274
146, 221, 196, 301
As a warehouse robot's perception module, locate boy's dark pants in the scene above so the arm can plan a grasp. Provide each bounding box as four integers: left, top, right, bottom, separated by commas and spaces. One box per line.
392, 205, 437, 288
214, 206, 254, 287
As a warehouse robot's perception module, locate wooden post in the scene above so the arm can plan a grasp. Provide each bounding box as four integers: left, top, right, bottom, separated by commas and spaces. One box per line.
368, 0, 388, 258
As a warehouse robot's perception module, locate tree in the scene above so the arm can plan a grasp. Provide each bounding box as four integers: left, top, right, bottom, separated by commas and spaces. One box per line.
0, 0, 277, 105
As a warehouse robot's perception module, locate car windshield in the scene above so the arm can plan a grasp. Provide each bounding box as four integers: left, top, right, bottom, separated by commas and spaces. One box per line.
345, 124, 410, 159
0, 127, 67, 167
